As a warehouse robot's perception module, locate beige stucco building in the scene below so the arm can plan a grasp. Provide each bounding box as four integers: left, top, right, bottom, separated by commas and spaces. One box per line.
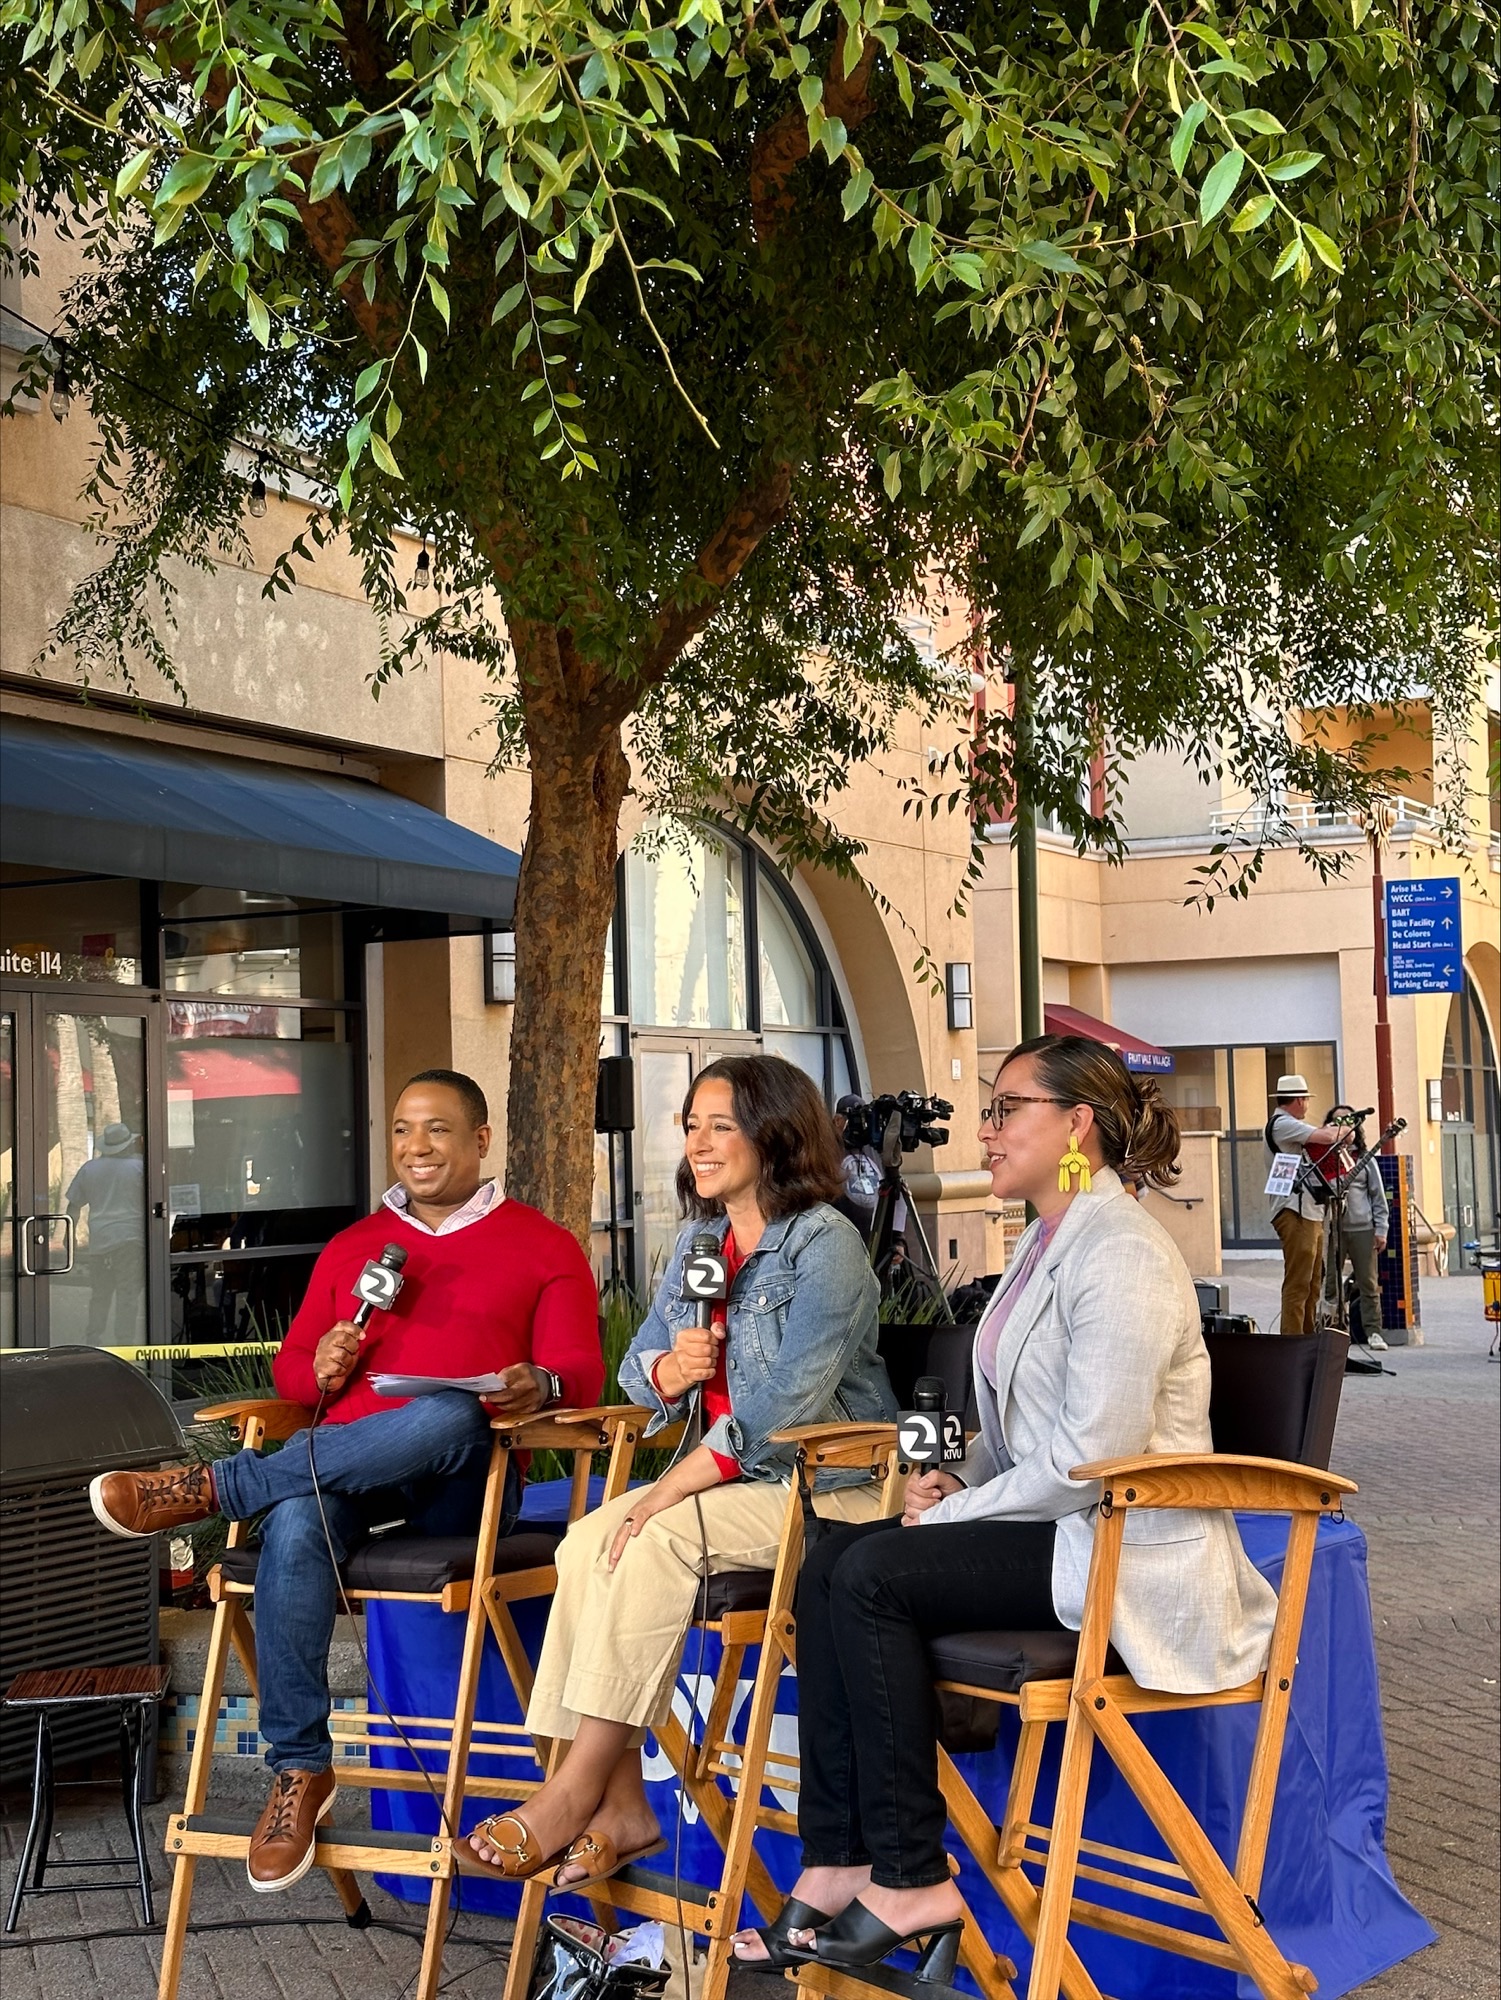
3, 237, 1497, 1373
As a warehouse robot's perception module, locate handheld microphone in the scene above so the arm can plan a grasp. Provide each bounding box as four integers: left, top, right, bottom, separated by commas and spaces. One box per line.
678, 1232, 730, 1450
681, 1231, 730, 1329
898, 1374, 965, 1467
351, 1242, 409, 1332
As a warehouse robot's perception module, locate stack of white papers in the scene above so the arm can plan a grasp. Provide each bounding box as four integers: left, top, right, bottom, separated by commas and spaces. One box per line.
369, 1371, 511, 1398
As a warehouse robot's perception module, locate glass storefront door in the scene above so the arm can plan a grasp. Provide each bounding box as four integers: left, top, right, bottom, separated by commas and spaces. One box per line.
2, 993, 155, 1350
1, 1010, 15, 1349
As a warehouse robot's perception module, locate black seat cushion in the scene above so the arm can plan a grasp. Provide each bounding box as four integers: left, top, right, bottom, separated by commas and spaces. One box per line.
928, 1627, 1124, 1693
217, 1525, 564, 1595
697, 1569, 774, 1621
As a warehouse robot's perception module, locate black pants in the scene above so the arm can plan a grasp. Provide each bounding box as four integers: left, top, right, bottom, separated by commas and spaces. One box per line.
796, 1515, 1060, 1888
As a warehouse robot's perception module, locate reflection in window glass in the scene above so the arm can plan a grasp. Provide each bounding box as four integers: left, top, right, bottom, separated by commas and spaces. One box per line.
1159, 1048, 1224, 1132
758, 876, 819, 1027
763, 1032, 826, 1091
166, 1003, 356, 1224
626, 832, 746, 1030
47, 1012, 148, 1347
1, 868, 141, 984
164, 902, 343, 999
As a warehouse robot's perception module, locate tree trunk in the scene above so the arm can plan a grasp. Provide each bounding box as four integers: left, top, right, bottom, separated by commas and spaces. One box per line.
503, 631, 632, 1248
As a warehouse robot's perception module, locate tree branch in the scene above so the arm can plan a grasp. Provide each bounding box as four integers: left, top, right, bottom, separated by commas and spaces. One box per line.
751, 24, 879, 241
623, 460, 795, 705
129, 0, 399, 353
291, 181, 402, 351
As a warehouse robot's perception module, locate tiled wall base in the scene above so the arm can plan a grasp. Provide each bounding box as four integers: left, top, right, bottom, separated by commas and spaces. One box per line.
159, 1691, 369, 1764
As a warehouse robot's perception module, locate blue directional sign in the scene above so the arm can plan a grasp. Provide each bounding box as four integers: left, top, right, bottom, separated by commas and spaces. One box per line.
1385, 878, 1464, 996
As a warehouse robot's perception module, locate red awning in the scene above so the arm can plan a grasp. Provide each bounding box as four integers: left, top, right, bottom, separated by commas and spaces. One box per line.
1043, 1003, 1175, 1075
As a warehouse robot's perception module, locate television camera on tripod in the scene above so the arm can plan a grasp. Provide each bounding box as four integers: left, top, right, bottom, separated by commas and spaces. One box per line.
835, 1089, 955, 1319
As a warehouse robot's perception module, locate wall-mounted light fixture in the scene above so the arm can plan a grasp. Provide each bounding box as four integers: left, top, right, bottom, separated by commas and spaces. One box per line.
485, 926, 516, 1006
945, 962, 972, 1032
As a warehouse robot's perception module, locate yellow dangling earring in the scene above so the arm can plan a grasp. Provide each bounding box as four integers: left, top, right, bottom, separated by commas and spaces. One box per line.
1058, 1135, 1092, 1194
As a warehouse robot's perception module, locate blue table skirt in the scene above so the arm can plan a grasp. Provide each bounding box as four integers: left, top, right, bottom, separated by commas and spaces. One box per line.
366, 1503, 1434, 1999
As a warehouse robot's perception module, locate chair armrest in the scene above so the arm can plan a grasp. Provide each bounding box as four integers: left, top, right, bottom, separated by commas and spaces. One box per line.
193, 1398, 313, 1441
769, 1422, 900, 1472
565, 1404, 659, 1432
768, 1423, 899, 1448
1069, 1452, 1357, 1515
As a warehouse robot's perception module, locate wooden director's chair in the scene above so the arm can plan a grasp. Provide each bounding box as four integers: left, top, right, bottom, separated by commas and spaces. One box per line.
500, 1421, 1023, 2000
157, 1396, 651, 2000
793, 1449, 1358, 2000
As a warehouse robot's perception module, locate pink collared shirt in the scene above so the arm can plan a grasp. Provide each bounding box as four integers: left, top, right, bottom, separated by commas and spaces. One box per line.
381, 1179, 500, 1237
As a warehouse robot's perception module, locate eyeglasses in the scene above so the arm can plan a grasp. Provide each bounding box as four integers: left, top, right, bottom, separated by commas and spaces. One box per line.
981, 1094, 1073, 1128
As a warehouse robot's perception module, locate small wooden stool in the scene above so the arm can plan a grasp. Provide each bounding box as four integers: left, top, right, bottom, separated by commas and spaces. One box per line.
3, 1664, 170, 1932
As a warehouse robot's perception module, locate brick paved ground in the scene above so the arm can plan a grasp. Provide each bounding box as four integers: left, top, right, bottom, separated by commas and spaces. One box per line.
3, 1266, 1496, 1999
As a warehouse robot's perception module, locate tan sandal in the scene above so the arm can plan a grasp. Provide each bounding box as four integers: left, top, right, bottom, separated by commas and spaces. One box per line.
547, 1826, 668, 1891
464, 1811, 557, 1880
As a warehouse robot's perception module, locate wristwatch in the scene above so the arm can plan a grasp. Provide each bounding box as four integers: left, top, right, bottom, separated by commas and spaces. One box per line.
538, 1367, 565, 1407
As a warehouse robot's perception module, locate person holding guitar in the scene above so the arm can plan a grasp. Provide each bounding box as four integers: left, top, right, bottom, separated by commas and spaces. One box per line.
1265, 1073, 1344, 1335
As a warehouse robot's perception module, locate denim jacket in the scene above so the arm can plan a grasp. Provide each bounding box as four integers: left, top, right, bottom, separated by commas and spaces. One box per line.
618, 1204, 895, 1488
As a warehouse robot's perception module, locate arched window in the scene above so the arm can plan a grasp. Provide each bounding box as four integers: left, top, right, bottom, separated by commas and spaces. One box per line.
1440, 974, 1499, 1245
591, 823, 857, 1287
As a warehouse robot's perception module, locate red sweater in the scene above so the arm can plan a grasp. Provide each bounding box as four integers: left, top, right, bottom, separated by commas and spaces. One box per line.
275, 1201, 603, 1424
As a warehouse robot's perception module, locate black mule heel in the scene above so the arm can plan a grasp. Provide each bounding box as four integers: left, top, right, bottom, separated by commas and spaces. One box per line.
733, 1895, 833, 1968
913, 1924, 962, 1983
798, 1900, 965, 1974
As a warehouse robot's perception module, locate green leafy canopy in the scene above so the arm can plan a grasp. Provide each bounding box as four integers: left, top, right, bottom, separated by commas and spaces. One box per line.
1, 0, 1496, 1225
3, 0, 1494, 827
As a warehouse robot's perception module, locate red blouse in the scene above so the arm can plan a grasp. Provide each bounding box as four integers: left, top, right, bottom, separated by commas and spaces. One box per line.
651, 1231, 743, 1481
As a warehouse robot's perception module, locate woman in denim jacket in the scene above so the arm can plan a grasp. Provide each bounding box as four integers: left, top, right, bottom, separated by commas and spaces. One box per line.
466, 1054, 895, 1887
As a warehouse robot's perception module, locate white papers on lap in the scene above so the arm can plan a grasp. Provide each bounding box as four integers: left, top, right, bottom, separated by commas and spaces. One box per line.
369, 1371, 510, 1398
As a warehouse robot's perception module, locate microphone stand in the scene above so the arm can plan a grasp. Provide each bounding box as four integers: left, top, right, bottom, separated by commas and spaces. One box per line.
1298, 1118, 1403, 1358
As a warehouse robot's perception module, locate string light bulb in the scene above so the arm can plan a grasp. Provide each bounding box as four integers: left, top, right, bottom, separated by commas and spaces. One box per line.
248, 465, 268, 518
411, 547, 431, 590
49, 355, 71, 422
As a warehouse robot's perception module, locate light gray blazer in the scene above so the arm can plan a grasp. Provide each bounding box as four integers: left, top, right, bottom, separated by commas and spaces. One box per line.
921, 1168, 1278, 1694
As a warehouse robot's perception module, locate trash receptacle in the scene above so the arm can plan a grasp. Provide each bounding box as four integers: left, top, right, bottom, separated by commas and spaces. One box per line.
0, 1347, 184, 1782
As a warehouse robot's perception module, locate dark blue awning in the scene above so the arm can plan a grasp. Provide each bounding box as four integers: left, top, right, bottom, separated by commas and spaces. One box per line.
0, 716, 519, 925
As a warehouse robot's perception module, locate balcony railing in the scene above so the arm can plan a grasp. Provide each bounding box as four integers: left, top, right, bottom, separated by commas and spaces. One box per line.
1207, 795, 1444, 841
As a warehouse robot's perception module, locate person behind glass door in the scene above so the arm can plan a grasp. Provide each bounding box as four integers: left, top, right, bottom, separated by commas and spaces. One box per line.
464, 1054, 896, 1888
731, 1035, 1278, 1974
66, 1121, 143, 1342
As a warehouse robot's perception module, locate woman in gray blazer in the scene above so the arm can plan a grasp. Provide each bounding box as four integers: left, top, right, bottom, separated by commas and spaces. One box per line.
733, 1034, 1278, 1975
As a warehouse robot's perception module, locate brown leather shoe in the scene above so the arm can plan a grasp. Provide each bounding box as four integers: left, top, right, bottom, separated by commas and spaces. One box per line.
88, 1463, 215, 1539
248, 1768, 336, 1892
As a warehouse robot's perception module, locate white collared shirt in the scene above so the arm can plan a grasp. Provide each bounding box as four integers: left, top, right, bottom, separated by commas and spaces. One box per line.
381, 1179, 500, 1237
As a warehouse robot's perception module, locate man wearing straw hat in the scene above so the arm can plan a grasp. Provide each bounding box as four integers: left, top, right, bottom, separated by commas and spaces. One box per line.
1265, 1076, 1341, 1336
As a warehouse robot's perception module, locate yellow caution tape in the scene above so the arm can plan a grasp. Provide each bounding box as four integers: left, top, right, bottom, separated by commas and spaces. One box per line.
101, 1342, 281, 1362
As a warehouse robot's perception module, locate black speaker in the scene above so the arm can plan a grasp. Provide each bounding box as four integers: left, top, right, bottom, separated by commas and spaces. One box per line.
595, 1055, 635, 1133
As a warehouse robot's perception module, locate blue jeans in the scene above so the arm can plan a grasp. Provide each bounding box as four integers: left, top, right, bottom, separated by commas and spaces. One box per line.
213, 1394, 517, 1773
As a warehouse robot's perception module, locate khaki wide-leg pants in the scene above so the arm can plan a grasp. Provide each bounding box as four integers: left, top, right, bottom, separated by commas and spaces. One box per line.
526, 1478, 885, 1742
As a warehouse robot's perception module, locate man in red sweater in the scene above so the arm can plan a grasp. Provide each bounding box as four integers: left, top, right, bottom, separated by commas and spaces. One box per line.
90, 1069, 602, 1892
